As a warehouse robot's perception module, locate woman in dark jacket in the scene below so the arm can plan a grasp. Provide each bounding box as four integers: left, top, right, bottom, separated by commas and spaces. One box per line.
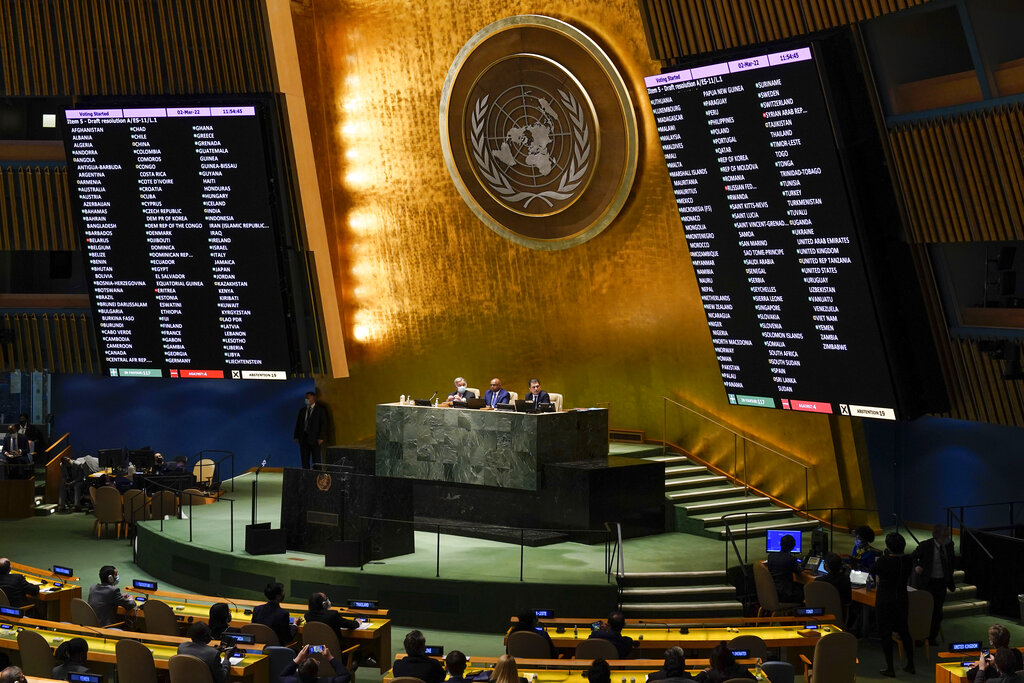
874, 532, 915, 677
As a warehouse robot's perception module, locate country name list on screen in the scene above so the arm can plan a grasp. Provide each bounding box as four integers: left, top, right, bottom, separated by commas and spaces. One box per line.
64, 105, 291, 380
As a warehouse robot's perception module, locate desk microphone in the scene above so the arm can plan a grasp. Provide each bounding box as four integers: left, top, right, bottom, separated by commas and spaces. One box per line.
429, 391, 438, 401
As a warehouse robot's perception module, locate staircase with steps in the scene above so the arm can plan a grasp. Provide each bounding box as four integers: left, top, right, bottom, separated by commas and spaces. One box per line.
943, 569, 988, 617
644, 451, 819, 540
617, 570, 744, 618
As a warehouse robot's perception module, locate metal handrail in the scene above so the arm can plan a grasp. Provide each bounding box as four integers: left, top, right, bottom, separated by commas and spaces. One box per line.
661, 396, 811, 514
196, 449, 235, 492
357, 515, 613, 581
947, 506, 995, 561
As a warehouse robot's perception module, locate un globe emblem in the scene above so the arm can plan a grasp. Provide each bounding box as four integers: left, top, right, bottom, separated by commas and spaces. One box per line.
441, 16, 638, 250
469, 62, 593, 215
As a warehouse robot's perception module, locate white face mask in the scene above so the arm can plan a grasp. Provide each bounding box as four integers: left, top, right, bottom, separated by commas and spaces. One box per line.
456, 385, 466, 394
323, 598, 331, 610
305, 398, 311, 406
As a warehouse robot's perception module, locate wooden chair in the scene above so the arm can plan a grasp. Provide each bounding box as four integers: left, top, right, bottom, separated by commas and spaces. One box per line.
241, 622, 280, 646
548, 392, 564, 412
143, 597, 181, 636
507, 391, 519, 404
0, 588, 8, 606
193, 458, 216, 488
265, 645, 297, 683
116, 637, 159, 683
17, 628, 56, 677
302, 621, 359, 672
92, 484, 124, 538
123, 488, 149, 526
728, 634, 769, 661
753, 561, 800, 616
575, 637, 619, 660
761, 660, 795, 683
70, 596, 101, 627
151, 489, 178, 519
507, 629, 552, 658
467, 387, 482, 400
182, 487, 208, 507
169, 653, 214, 683
895, 589, 934, 661
804, 580, 845, 626
799, 631, 857, 683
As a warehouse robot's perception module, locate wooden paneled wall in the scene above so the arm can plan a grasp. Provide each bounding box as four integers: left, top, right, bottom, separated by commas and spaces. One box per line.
946, 337, 1024, 426
638, 0, 931, 61
0, 313, 95, 374
0, 0, 274, 95
0, 167, 77, 250
890, 107, 1024, 243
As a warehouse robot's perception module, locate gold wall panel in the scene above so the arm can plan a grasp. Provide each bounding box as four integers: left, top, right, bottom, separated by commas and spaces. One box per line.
0, 0, 273, 95
890, 106, 1024, 243
292, 0, 876, 516
637, 0, 931, 62
0, 313, 95, 374
0, 167, 77, 250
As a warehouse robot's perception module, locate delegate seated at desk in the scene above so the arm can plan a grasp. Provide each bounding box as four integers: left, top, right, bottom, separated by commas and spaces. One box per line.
766, 534, 803, 603
88, 565, 137, 626
0, 557, 39, 608
526, 379, 550, 408
447, 377, 476, 403
484, 378, 511, 408
178, 622, 231, 683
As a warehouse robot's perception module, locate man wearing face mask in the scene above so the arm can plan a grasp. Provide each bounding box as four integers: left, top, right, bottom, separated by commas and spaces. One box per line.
293, 391, 329, 469
446, 377, 475, 403
303, 592, 359, 641
87, 565, 137, 626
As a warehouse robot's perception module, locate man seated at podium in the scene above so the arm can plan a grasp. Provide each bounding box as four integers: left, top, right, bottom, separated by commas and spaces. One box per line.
484, 378, 511, 408
0, 558, 39, 608
526, 379, 550, 409
446, 377, 475, 403
1, 425, 31, 480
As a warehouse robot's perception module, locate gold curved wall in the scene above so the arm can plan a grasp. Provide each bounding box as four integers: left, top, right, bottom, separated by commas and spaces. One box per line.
287, 0, 873, 517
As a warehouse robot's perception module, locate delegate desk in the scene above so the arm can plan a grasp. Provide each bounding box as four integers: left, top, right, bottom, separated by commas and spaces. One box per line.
375, 403, 608, 490
0, 618, 268, 682
797, 568, 878, 607
385, 658, 761, 682
11, 561, 82, 622
527, 623, 838, 661
124, 585, 392, 672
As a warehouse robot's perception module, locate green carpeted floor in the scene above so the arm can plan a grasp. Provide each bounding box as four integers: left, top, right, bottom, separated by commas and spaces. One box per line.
1, 478, 1016, 683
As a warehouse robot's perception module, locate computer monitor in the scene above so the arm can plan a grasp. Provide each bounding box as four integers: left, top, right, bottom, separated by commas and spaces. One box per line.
96, 448, 124, 469
128, 449, 156, 471
766, 529, 802, 553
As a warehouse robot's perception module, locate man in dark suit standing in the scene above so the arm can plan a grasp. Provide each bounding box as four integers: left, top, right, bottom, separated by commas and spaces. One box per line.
0, 558, 39, 608
293, 392, 328, 469
484, 378, 511, 408
2, 426, 31, 480
912, 524, 956, 645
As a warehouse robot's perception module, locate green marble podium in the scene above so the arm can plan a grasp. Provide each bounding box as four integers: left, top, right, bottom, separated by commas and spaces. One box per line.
374, 404, 608, 490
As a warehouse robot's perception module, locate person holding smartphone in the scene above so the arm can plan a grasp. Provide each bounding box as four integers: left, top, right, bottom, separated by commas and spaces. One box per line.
280, 644, 351, 683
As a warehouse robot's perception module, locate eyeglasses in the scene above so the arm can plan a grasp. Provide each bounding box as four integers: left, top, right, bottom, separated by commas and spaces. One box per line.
490, 383, 499, 387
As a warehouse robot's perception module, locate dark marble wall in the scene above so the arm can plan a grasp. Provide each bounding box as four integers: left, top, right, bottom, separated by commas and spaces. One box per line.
280, 467, 414, 559
375, 405, 608, 490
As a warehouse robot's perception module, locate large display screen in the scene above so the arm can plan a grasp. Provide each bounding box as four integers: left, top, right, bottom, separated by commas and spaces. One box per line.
645, 44, 902, 419
63, 101, 293, 380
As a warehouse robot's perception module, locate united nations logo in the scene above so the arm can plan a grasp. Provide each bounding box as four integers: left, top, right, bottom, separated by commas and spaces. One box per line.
441, 16, 638, 250
315, 472, 332, 492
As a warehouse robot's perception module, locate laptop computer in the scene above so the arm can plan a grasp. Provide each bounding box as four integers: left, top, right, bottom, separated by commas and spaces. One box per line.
454, 398, 485, 409
849, 569, 869, 586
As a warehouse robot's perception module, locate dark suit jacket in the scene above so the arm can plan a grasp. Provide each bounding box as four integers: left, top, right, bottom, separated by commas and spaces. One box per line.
52, 662, 89, 679
3, 433, 29, 455
88, 583, 135, 626
0, 571, 40, 607
280, 656, 351, 683
695, 665, 756, 682
967, 650, 1024, 681
911, 538, 956, 591
526, 391, 550, 406
252, 601, 294, 646
484, 388, 511, 407
447, 390, 477, 401
873, 552, 913, 605
647, 669, 698, 682
177, 640, 229, 683
588, 629, 634, 658
304, 608, 359, 641
294, 403, 329, 446
392, 654, 446, 683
